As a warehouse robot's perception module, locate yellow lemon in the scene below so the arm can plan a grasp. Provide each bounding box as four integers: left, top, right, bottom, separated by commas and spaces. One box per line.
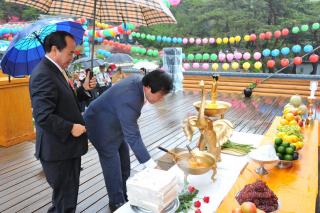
289, 120, 298, 126
289, 135, 299, 143
280, 118, 289, 125
277, 132, 286, 139
285, 113, 295, 121
297, 141, 304, 149
283, 135, 291, 143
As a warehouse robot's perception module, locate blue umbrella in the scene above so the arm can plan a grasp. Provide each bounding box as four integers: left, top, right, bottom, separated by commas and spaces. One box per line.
0, 19, 84, 77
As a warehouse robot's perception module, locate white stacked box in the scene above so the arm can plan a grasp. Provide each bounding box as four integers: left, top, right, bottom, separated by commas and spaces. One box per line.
126, 168, 178, 212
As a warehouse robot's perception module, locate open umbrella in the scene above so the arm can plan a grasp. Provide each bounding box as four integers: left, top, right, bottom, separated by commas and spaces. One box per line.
6, 0, 177, 70
69, 57, 105, 72
0, 19, 84, 77
106, 53, 133, 66
133, 61, 159, 71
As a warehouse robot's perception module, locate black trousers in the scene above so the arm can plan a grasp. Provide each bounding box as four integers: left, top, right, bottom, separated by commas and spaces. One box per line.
40, 158, 81, 213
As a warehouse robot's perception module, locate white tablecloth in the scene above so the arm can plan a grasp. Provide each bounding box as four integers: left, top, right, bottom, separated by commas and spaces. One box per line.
116, 132, 263, 213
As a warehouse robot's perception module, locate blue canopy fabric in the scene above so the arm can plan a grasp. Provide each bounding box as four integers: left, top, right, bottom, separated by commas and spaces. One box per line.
0, 19, 84, 77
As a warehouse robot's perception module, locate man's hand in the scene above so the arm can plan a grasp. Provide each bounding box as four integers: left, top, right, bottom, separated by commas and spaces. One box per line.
83, 71, 97, 91
71, 124, 86, 137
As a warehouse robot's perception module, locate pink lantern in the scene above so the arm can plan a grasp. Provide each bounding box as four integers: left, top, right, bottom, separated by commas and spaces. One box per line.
168, 0, 181, 7
250, 34, 257, 41
274, 30, 281, 39
182, 38, 188, 44
253, 52, 261, 60
282, 28, 289, 36
265, 31, 272, 40
202, 38, 208, 44
243, 52, 251, 60
234, 52, 242, 60
183, 63, 190, 70
202, 63, 209, 70
192, 63, 200, 69
226, 53, 234, 62
259, 33, 266, 40
218, 53, 226, 62
189, 38, 195, 44
209, 38, 215, 44
196, 38, 202, 45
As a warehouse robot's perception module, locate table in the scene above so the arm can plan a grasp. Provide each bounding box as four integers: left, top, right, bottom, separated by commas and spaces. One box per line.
217, 117, 318, 213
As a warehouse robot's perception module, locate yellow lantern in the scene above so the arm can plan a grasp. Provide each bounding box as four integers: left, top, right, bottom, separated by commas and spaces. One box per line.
223, 37, 229, 44
235, 35, 241, 42
110, 30, 117, 37
222, 63, 230, 70
244, 35, 250, 42
231, 62, 239, 70
229, 37, 235, 44
243, 62, 251, 71
212, 63, 219, 71
216, 38, 222, 44
254, 61, 262, 70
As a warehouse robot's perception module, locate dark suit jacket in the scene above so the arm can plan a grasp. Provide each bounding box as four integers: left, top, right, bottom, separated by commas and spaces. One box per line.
29, 57, 88, 161
84, 75, 150, 163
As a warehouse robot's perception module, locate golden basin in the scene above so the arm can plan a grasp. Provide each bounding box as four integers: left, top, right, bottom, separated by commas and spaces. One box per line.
174, 150, 217, 180
193, 100, 231, 117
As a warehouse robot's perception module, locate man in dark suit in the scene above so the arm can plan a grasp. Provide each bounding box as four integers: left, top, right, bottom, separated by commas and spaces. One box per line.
84, 70, 173, 212
29, 31, 96, 213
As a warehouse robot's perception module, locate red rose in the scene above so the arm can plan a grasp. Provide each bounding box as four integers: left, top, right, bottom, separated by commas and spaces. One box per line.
195, 209, 202, 213
203, 196, 210, 203
188, 185, 196, 193
194, 200, 201, 208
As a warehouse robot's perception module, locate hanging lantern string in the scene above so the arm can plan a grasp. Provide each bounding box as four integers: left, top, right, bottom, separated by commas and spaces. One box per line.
260, 45, 320, 84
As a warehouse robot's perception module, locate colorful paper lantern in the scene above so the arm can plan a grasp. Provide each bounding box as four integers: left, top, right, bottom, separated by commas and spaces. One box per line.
196, 38, 202, 45
183, 63, 190, 70
265, 31, 272, 40
280, 47, 290, 55
223, 37, 229, 44
210, 54, 218, 61
192, 63, 200, 69
312, 22, 320, 30
250, 34, 257, 41
281, 28, 289, 36
267, 60, 275, 68
168, 0, 181, 7
182, 38, 188, 44
203, 53, 210, 60
234, 52, 242, 60
280, 58, 289, 67
309, 54, 319, 63
212, 63, 219, 71
244, 35, 250, 42
254, 61, 262, 70
243, 52, 251, 60
202, 63, 209, 70
274, 30, 281, 39
187, 54, 195, 60
292, 45, 302, 53
209, 38, 215, 44
271, 49, 280, 57
300, 24, 309, 32
253, 52, 261, 60
189, 37, 195, 43
216, 38, 222, 44
231, 62, 239, 70
226, 53, 234, 62
303, 44, 313, 53
222, 63, 229, 71
293, 57, 302, 65
218, 53, 226, 61
202, 38, 208, 44
242, 62, 251, 70
229, 37, 235, 44
235, 36, 241, 42
195, 53, 202, 60
259, 33, 266, 40
292, 26, 300, 34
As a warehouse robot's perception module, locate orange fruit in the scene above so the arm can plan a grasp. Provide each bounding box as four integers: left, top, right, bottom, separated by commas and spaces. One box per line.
285, 113, 295, 121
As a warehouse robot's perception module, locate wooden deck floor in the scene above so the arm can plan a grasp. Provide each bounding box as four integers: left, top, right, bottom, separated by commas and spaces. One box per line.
0, 91, 317, 213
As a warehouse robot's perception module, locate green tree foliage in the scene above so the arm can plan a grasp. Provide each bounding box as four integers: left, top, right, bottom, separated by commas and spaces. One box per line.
0, 2, 40, 22
137, 0, 320, 53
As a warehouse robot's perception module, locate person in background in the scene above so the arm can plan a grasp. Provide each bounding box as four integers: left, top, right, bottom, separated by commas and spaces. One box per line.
112, 67, 127, 83
29, 31, 96, 213
139, 67, 147, 76
83, 70, 173, 212
96, 64, 112, 95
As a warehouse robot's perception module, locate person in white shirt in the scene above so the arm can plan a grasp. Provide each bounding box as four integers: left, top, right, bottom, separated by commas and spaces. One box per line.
96, 64, 112, 95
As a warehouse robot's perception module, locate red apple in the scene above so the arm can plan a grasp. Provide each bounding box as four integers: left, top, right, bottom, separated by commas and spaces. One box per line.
298, 120, 304, 127
232, 207, 243, 213
241, 202, 257, 213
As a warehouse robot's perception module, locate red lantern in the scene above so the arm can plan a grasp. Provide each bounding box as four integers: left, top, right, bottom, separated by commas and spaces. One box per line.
309, 54, 319, 63
280, 58, 289, 67
274, 30, 281, 39
259, 33, 266, 40
293, 57, 302, 65
250, 34, 257, 41
267, 60, 275, 68
281, 28, 289, 36
265, 31, 272, 40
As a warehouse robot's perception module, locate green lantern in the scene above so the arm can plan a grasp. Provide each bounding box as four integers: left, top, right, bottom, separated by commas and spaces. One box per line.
292, 26, 300, 34
203, 53, 210, 60
312, 22, 320, 30
141, 33, 146, 39
135, 32, 141, 38
152, 50, 159, 57
210, 53, 217, 61
147, 49, 153, 56
300, 24, 309, 32
187, 54, 195, 60
140, 48, 147, 54
195, 53, 202, 60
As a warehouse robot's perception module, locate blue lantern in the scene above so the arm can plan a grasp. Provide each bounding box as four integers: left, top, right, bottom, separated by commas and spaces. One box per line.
292, 45, 302, 53
156, 35, 162, 42
303, 44, 313, 53
271, 49, 280, 57
262, 49, 271, 57
280, 47, 290, 55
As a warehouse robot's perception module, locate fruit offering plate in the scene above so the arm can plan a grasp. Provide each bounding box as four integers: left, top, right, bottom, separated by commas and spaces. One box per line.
276, 160, 295, 169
